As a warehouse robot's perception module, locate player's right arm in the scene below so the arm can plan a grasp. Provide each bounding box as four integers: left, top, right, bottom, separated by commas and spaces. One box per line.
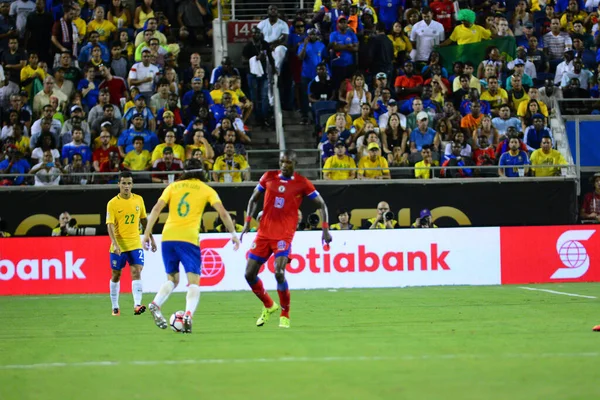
106, 201, 121, 255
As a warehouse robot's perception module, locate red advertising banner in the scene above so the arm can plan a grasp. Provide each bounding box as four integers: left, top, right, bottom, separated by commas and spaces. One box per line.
500, 226, 600, 284
0, 236, 126, 295
227, 21, 259, 43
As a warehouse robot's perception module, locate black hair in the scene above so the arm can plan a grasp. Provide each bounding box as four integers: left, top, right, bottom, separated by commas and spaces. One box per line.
119, 171, 133, 181
337, 208, 351, 218
133, 135, 145, 143
180, 158, 207, 181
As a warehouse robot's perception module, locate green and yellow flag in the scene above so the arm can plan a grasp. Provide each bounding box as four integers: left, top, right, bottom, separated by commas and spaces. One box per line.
436, 36, 517, 72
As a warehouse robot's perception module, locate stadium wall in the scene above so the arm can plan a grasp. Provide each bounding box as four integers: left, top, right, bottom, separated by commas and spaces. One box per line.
0, 179, 578, 237
1, 226, 598, 296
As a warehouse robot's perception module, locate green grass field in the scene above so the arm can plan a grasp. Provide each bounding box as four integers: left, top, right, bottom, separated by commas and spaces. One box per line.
0, 284, 599, 400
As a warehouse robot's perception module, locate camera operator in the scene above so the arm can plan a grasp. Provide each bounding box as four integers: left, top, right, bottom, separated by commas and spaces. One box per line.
411, 209, 438, 228
331, 208, 356, 230
363, 201, 398, 229
51, 212, 97, 236
297, 210, 312, 231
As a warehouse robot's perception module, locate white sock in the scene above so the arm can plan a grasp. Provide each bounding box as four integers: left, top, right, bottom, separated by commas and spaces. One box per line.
132, 280, 143, 306
153, 280, 175, 308
185, 284, 201, 316
109, 280, 120, 309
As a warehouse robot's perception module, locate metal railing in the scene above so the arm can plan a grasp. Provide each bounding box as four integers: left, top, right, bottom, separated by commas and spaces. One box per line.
556, 98, 600, 116
230, 0, 311, 20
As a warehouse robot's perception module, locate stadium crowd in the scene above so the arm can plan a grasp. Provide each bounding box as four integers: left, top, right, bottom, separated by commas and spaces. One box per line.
0, 0, 592, 186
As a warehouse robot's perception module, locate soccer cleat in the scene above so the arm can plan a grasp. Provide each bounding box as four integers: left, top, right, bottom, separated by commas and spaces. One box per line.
256, 302, 280, 327
149, 302, 168, 329
593, 325, 600, 332
279, 316, 290, 329
112, 308, 120, 316
183, 312, 193, 334
134, 304, 146, 315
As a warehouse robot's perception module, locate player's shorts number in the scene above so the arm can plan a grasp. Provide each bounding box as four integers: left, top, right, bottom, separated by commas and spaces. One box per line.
178, 192, 190, 217
124, 213, 135, 224
274, 196, 285, 209
138, 250, 144, 263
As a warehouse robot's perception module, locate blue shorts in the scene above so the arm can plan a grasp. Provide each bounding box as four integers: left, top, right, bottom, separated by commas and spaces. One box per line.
110, 249, 145, 271
162, 241, 201, 275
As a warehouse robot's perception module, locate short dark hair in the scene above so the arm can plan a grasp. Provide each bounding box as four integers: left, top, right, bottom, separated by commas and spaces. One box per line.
422, 144, 432, 151
337, 208, 351, 218
158, 78, 170, 87
464, 61, 475, 68
119, 171, 133, 181
133, 135, 145, 143
336, 100, 348, 110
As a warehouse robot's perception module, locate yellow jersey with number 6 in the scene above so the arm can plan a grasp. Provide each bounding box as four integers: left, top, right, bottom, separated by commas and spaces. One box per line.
159, 179, 221, 244
106, 194, 147, 252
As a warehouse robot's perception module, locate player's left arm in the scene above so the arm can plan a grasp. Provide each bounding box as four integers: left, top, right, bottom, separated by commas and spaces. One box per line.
143, 199, 167, 250
240, 187, 264, 241
311, 193, 332, 245
139, 217, 157, 252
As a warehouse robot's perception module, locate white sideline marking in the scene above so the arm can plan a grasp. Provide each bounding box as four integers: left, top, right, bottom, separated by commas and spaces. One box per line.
519, 287, 597, 299
1, 353, 599, 370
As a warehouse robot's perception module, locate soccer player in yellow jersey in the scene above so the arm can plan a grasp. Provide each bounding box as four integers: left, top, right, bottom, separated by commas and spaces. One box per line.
106, 171, 156, 316
143, 159, 241, 333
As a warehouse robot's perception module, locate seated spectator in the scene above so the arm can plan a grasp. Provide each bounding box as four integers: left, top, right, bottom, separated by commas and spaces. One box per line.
1, 110, 29, 140
444, 131, 472, 161
507, 75, 530, 112
110, 41, 129, 79
0, 146, 30, 186
382, 114, 407, 163
149, 78, 171, 115
560, 58, 593, 89
321, 113, 352, 144
123, 136, 152, 179
212, 143, 250, 183
156, 110, 184, 143
229, 76, 253, 122
77, 66, 100, 111
480, 76, 508, 117
323, 141, 356, 180
62, 128, 92, 167
410, 111, 440, 161
352, 103, 378, 137
90, 105, 122, 139
321, 127, 340, 161
213, 126, 247, 159
53, 68, 74, 99
441, 141, 474, 178
517, 87, 549, 120
492, 105, 522, 138
472, 115, 499, 150
62, 153, 92, 185
580, 173, 600, 222
499, 137, 530, 177
372, 86, 393, 121
33, 76, 68, 118
451, 61, 481, 93
61, 106, 91, 145
30, 150, 63, 186
152, 131, 185, 163
185, 129, 214, 164
93, 129, 119, 172
31, 104, 62, 140
572, 35, 595, 70
555, 49, 575, 85
530, 136, 567, 177
505, 60, 534, 90
378, 99, 405, 130
523, 114, 553, 151
538, 79, 563, 107
209, 76, 240, 105
118, 113, 159, 157
123, 94, 155, 131
330, 208, 356, 230
78, 31, 110, 64
406, 98, 434, 132
459, 89, 491, 117
461, 101, 484, 135
325, 101, 352, 130
356, 130, 381, 159
394, 61, 423, 101
414, 145, 438, 179
210, 57, 241, 86
5, 124, 29, 158
472, 135, 496, 176
99, 150, 122, 184
88, 88, 122, 128
520, 99, 546, 132
157, 94, 183, 125
152, 147, 183, 183
358, 142, 390, 180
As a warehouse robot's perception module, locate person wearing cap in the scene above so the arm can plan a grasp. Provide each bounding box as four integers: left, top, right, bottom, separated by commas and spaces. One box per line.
127, 48, 159, 102
523, 113, 553, 151
411, 209, 438, 228
123, 93, 155, 131
516, 19, 542, 48
543, 17, 573, 70
358, 142, 390, 179
440, 9, 492, 46
321, 126, 341, 161
580, 172, 600, 222
118, 113, 158, 157
323, 140, 356, 180
151, 146, 184, 183
329, 13, 358, 89
209, 56, 240, 86
505, 59, 534, 90
212, 142, 249, 183
510, 46, 538, 80
410, 110, 439, 156
410, 7, 445, 64
182, 76, 214, 120
530, 135, 567, 177
554, 47, 575, 85
256, 5, 289, 73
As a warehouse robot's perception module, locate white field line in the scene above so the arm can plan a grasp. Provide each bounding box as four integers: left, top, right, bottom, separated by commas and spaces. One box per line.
519, 287, 597, 299
0, 353, 599, 370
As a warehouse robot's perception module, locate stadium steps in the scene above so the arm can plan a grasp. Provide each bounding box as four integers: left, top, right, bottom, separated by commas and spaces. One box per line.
281, 110, 320, 180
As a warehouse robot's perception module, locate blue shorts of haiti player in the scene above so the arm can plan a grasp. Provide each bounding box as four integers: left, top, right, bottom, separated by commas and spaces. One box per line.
110, 249, 145, 270
161, 241, 201, 275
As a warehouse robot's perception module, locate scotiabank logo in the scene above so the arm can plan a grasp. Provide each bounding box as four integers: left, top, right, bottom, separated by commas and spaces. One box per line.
199, 238, 229, 286
501, 226, 600, 284
0, 251, 86, 281
257, 243, 450, 274
552, 230, 595, 279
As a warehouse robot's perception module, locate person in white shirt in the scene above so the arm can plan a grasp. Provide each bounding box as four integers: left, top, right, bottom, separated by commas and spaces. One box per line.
560, 58, 593, 89
30, 149, 62, 186
409, 7, 445, 63
554, 48, 575, 85
256, 5, 289, 73
128, 49, 159, 102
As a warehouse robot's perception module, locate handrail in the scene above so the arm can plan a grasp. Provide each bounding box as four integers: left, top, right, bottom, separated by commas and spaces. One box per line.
553, 96, 579, 193
230, 0, 309, 21
272, 69, 286, 152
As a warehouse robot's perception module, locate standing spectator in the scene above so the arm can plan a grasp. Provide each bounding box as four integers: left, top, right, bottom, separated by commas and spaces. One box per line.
32, 104, 62, 140
257, 5, 289, 74
1, 37, 26, 85
24, 0, 53, 66
177, 0, 209, 44
30, 149, 62, 186
151, 147, 183, 183
308, 62, 335, 106
33, 76, 68, 118
298, 29, 327, 125
62, 152, 91, 185
242, 27, 272, 127
429, 0, 455, 34
127, 49, 159, 102
544, 18, 573, 71
410, 7, 445, 65
358, 142, 390, 179
329, 15, 358, 89
90, 104, 122, 139
98, 64, 127, 107
20, 52, 46, 100
530, 135, 567, 177
440, 9, 492, 46
369, 22, 394, 80
212, 143, 250, 183
9, 0, 36, 39
373, 0, 402, 30
61, 105, 91, 145
323, 141, 356, 180
499, 137, 530, 177
87, 6, 116, 44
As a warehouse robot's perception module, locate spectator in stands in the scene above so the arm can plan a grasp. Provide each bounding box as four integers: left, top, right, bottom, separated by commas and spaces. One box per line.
580, 173, 600, 221
460, 101, 483, 136
99, 150, 122, 183
444, 131, 472, 160
378, 99, 405, 130
32, 103, 61, 139
472, 114, 498, 150
368, 22, 394, 81
210, 57, 240, 86
118, 113, 158, 157
358, 142, 390, 179
329, 15, 358, 88
363, 201, 397, 229
31, 130, 60, 165
61, 105, 91, 143
53, 67, 74, 100
414, 145, 437, 179
123, 94, 155, 131
152, 131, 185, 163
330, 208, 355, 230
61, 127, 91, 166
441, 141, 474, 178
214, 128, 246, 158
30, 149, 62, 186
128, 49, 159, 103
50, 4, 78, 64
90, 104, 122, 139
481, 76, 508, 117
560, 58, 593, 89
523, 114, 553, 151
492, 104, 521, 138
157, 93, 183, 125
177, 0, 210, 45
382, 113, 406, 163
92, 129, 117, 172
506, 59, 534, 90
411, 8, 445, 65
321, 126, 340, 161
544, 17, 573, 71
459, 89, 490, 117
530, 135, 567, 177
0, 145, 29, 186
473, 135, 496, 175
394, 60, 423, 101
33, 76, 67, 118
62, 152, 92, 185
507, 74, 530, 113
122, 135, 152, 179
441, 9, 492, 47
152, 147, 183, 183
212, 143, 250, 183
98, 64, 127, 107
323, 141, 356, 180
256, 5, 289, 74
520, 99, 545, 133
410, 111, 440, 160
538, 78, 562, 108
185, 128, 214, 161
499, 137, 530, 177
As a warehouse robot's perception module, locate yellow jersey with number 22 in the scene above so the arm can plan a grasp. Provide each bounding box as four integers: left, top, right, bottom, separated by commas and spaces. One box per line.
159, 179, 221, 245
106, 194, 147, 252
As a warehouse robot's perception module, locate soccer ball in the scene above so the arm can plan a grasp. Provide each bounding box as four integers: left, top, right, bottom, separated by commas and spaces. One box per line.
169, 311, 185, 333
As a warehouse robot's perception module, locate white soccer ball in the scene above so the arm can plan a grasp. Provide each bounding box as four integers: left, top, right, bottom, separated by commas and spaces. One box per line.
169, 311, 185, 333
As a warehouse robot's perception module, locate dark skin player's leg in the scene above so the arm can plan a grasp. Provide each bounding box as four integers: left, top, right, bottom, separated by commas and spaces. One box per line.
273, 256, 288, 284
245, 258, 263, 283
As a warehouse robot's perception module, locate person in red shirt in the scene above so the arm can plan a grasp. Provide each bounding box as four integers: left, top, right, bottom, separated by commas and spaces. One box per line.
151, 147, 184, 183
240, 150, 332, 329
93, 128, 119, 172
429, 0, 455, 34
472, 134, 496, 176
581, 173, 600, 222
99, 151, 122, 183
394, 60, 424, 100
98, 64, 128, 106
